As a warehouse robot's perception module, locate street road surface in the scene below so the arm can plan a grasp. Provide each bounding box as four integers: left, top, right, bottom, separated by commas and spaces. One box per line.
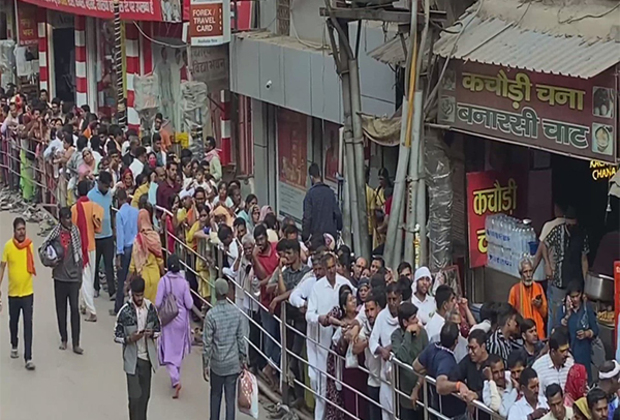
0, 214, 263, 420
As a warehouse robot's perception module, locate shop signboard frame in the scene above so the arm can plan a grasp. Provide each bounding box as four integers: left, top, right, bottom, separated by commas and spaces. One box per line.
16, 1, 38, 47
18, 0, 176, 22
277, 107, 309, 223
439, 61, 618, 164
189, 0, 231, 46
466, 170, 527, 268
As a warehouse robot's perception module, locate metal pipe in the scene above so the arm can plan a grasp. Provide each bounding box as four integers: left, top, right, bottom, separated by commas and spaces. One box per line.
404, 90, 424, 263
383, 1, 417, 268
333, 23, 362, 255
348, 57, 371, 259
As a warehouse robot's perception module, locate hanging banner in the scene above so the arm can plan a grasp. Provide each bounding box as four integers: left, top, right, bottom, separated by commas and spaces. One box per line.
18, 0, 175, 22
439, 61, 618, 164
16, 2, 38, 46
189, 45, 229, 93
466, 170, 527, 268
277, 108, 308, 222
189, 0, 231, 46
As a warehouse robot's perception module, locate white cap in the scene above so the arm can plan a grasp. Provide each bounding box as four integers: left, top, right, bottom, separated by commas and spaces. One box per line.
179, 188, 194, 201
414, 266, 432, 284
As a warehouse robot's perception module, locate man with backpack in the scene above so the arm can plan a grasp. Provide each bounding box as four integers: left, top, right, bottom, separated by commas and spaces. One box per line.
44, 207, 84, 354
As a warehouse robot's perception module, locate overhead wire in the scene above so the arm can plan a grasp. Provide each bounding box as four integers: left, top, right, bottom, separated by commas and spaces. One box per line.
558, 1, 620, 24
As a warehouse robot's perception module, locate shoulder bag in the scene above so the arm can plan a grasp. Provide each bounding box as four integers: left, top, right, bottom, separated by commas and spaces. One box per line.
158, 275, 179, 326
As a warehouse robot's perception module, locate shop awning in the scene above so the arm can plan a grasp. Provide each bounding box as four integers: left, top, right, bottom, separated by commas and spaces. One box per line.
18, 0, 176, 22
434, 3, 620, 79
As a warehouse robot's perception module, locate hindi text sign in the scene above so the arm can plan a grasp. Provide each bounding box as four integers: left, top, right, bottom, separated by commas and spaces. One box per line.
466, 171, 526, 268
439, 61, 618, 164
16, 2, 38, 46
19, 0, 164, 21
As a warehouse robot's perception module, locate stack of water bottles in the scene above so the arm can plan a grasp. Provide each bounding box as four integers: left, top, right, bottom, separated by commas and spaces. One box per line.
486, 214, 545, 280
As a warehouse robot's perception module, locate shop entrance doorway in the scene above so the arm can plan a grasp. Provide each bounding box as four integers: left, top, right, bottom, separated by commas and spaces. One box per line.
52, 27, 75, 105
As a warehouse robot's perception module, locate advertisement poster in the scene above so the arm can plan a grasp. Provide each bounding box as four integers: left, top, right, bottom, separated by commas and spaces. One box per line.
439, 61, 618, 164
323, 122, 341, 183
190, 45, 229, 94
16, 2, 38, 46
189, 0, 231, 46
466, 170, 527, 268
153, 45, 188, 132
277, 108, 308, 222
20, 0, 174, 21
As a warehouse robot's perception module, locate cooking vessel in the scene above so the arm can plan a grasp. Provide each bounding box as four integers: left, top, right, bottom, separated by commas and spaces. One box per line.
584, 272, 614, 302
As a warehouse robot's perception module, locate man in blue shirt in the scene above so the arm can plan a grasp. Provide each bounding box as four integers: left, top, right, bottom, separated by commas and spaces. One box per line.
87, 171, 115, 300
110, 188, 139, 315
412, 322, 476, 417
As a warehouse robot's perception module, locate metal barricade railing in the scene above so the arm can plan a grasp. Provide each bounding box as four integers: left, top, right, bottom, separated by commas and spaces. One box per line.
0, 132, 509, 420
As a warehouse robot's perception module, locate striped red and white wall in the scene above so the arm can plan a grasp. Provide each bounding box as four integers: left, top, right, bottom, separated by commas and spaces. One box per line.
125, 23, 140, 130
220, 90, 231, 165
37, 9, 49, 93
74, 16, 87, 107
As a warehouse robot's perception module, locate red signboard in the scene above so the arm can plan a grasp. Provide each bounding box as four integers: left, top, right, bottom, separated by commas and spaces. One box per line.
16, 2, 38, 46
18, 0, 168, 22
189, 0, 230, 46
439, 61, 618, 164
614, 261, 620, 357
277, 108, 308, 222
466, 170, 527, 268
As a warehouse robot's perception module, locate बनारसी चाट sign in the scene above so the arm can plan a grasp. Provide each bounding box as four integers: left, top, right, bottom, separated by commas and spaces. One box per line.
438, 61, 618, 164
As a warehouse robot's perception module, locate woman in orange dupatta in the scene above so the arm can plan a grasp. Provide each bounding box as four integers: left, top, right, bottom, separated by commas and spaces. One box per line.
128, 209, 165, 302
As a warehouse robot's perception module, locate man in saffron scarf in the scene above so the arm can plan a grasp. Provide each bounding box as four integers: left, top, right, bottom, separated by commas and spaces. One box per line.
127, 209, 164, 303
46, 207, 84, 354
71, 180, 103, 322
0, 217, 37, 370
508, 257, 548, 339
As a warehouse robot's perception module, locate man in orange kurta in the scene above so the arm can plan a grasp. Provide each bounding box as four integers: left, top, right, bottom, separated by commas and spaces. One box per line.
508, 258, 548, 339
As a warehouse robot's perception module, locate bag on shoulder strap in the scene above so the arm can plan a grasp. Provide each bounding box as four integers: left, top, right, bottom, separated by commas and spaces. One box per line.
158, 276, 178, 326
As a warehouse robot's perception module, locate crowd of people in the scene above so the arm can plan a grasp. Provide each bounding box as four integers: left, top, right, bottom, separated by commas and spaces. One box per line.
0, 89, 619, 420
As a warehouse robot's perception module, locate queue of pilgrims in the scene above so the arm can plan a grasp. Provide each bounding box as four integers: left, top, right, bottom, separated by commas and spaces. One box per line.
1, 90, 619, 420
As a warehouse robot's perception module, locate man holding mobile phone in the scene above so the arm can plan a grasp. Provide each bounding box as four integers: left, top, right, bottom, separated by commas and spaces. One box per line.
114, 276, 161, 420
509, 257, 548, 340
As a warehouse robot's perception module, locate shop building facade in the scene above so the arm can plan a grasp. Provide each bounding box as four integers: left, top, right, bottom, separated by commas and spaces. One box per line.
229, 0, 401, 221
2, 0, 186, 131
433, 0, 620, 357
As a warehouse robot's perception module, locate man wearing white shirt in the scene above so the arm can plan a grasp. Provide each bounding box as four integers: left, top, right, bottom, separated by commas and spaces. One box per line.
424, 285, 456, 341
218, 225, 240, 270
483, 354, 517, 417
289, 253, 324, 412
541, 384, 573, 420
128, 146, 147, 181
43, 133, 64, 161
508, 367, 549, 420
410, 266, 436, 325
352, 293, 384, 420
306, 254, 353, 420
532, 331, 573, 399
289, 253, 324, 310
369, 283, 401, 420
